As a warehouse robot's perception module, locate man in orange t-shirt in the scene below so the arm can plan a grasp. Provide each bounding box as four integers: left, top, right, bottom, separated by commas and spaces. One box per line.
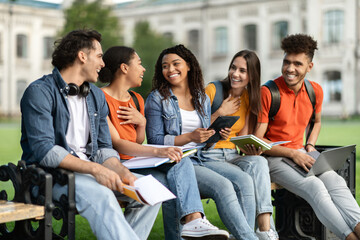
255, 34, 360, 239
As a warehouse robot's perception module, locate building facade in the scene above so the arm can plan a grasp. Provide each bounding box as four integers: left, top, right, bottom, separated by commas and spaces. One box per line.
0, 0, 359, 116
115, 0, 360, 116
0, 0, 63, 116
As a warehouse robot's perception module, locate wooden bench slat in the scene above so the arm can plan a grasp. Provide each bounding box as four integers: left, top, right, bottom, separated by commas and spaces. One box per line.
0, 201, 44, 223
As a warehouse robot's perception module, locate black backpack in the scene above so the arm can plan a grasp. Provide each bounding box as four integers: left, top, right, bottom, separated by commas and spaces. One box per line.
128, 90, 140, 112
209, 81, 225, 114
263, 79, 316, 141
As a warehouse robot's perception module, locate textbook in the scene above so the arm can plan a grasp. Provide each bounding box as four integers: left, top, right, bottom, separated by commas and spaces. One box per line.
230, 134, 290, 151
122, 145, 199, 169
121, 175, 176, 206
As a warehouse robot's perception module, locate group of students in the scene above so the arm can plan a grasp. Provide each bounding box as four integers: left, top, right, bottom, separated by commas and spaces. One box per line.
19, 28, 360, 240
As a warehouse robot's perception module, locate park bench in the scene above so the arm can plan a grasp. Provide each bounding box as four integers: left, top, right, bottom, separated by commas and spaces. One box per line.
0, 161, 53, 240
0, 201, 44, 223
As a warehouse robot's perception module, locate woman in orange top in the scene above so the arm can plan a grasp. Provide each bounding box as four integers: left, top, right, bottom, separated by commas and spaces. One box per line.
98, 46, 229, 240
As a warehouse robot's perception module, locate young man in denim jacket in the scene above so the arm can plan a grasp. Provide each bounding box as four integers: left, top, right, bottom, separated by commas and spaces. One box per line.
20, 29, 159, 240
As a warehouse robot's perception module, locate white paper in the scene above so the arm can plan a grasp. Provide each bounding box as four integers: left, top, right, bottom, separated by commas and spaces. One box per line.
143, 144, 199, 151
135, 175, 176, 206
123, 157, 170, 169
122, 145, 199, 169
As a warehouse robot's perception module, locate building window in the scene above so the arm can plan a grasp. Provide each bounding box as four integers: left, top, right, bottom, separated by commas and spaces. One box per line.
323, 71, 342, 103
187, 29, 200, 56
272, 21, 288, 50
243, 24, 257, 51
16, 34, 27, 58
324, 10, 344, 44
16, 79, 27, 104
43, 36, 54, 59
214, 27, 228, 56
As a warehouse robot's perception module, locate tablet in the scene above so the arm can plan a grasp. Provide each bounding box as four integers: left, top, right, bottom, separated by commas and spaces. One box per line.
205, 116, 240, 143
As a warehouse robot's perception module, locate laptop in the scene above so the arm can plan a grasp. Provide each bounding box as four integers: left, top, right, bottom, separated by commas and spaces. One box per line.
282, 145, 356, 177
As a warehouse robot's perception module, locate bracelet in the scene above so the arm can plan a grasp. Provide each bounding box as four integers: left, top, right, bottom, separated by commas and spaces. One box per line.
305, 143, 315, 148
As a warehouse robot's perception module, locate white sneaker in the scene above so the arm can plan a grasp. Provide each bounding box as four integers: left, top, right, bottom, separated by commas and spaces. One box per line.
255, 228, 278, 240
181, 217, 229, 239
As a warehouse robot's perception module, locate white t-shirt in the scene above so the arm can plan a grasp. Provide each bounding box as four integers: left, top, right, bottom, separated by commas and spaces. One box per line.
65, 95, 90, 161
180, 108, 202, 148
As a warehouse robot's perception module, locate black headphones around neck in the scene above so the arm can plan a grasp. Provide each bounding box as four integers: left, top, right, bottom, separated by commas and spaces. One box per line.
68, 82, 90, 97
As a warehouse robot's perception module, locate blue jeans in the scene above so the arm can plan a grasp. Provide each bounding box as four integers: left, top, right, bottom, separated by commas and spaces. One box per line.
194, 149, 258, 240
132, 157, 204, 239
201, 148, 274, 216
267, 152, 360, 240
230, 154, 273, 216
53, 173, 160, 240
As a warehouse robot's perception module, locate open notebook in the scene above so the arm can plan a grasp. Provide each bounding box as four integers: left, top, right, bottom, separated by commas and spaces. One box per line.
121, 175, 176, 206
122, 145, 199, 169
230, 134, 290, 151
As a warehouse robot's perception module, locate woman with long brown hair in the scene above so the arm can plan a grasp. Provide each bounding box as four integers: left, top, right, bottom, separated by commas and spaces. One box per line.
202, 50, 278, 240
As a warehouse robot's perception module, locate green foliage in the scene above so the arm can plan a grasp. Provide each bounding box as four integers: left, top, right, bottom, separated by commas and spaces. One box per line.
132, 21, 175, 98
60, 0, 122, 52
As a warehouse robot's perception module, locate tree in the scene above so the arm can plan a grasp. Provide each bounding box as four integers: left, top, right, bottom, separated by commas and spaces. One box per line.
60, 0, 122, 52
132, 21, 174, 97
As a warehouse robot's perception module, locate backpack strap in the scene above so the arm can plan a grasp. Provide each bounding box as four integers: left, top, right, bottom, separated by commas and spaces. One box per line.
263, 80, 281, 121
263, 79, 317, 142
304, 79, 316, 142
210, 81, 224, 114
128, 91, 140, 112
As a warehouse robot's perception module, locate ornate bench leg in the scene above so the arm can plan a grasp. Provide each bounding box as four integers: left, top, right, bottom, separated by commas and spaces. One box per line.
44, 167, 76, 240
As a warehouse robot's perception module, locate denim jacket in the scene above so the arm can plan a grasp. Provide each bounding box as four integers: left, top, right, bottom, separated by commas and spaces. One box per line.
145, 89, 211, 163
20, 68, 119, 168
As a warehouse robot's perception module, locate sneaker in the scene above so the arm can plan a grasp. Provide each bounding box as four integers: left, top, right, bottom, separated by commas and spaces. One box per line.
255, 228, 278, 240
181, 217, 229, 240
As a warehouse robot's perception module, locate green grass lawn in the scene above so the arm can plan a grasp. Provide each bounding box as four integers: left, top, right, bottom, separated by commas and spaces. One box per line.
0, 118, 359, 239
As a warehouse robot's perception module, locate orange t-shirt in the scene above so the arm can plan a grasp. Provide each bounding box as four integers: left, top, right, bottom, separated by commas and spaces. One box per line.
102, 90, 145, 160
258, 76, 323, 149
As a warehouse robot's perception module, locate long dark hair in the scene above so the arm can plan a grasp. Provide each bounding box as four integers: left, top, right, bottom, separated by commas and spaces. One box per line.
221, 50, 261, 133
52, 29, 101, 71
98, 46, 135, 83
152, 44, 206, 116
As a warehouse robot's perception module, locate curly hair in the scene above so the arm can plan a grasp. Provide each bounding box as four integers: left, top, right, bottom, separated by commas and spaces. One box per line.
281, 34, 318, 61
98, 46, 135, 84
220, 50, 261, 133
152, 44, 206, 116
52, 29, 102, 71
